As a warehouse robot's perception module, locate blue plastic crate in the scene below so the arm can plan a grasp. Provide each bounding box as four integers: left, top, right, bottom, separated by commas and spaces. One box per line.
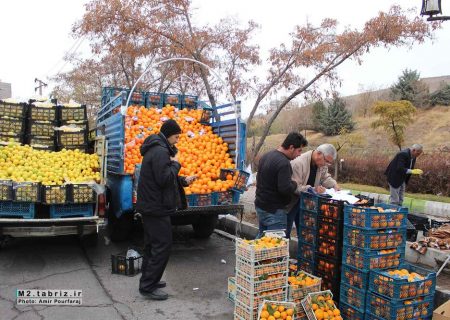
49, 203, 94, 218
163, 93, 182, 108
299, 192, 320, 211
214, 190, 233, 205
340, 301, 365, 320
0, 201, 35, 219
181, 94, 198, 109
366, 292, 434, 320
185, 193, 217, 207
299, 209, 318, 229
344, 203, 408, 229
102, 87, 146, 107
317, 235, 342, 260
232, 190, 240, 204
343, 244, 404, 272
344, 225, 407, 250
365, 312, 431, 320
341, 263, 370, 290
340, 283, 368, 313
369, 263, 436, 301
298, 225, 317, 246
145, 92, 164, 108
297, 240, 316, 261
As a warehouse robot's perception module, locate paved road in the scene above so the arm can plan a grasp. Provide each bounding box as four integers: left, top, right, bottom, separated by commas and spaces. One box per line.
0, 227, 237, 320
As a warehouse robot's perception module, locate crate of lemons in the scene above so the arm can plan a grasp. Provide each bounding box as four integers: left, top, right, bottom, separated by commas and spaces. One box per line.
258, 300, 295, 320
0, 144, 100, 193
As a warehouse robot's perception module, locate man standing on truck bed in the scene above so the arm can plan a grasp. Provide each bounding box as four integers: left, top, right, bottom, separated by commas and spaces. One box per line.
136, 119, 195, 300
255, 132, 308, 238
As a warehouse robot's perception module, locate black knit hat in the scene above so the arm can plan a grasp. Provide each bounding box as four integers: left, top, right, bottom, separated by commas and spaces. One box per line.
160, 119, 182, 138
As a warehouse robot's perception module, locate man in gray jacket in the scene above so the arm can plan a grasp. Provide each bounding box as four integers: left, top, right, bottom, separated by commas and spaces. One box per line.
286, 144, 340, 238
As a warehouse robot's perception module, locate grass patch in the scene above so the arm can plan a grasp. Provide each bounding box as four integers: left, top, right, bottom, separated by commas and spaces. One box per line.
341, 183, 450, 204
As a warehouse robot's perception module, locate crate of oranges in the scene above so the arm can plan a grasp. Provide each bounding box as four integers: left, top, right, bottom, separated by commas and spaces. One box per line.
344, 203, 407, 229
301, 290, 342, 320
288, 271, 322, 318
339, 301, 365, 320
236, 236, 289, 262
257, 300, 296, 320
342, 245, 403, 272
344, 225, 407, 250
235, 286, 287, 312
236, 269, 288, 294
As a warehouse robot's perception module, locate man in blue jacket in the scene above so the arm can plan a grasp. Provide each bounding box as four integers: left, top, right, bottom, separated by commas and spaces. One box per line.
136, 119, 195, 300
385, 144, 424, 206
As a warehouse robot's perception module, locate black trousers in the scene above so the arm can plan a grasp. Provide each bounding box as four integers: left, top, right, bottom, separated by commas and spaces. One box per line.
139, 214, 172, 292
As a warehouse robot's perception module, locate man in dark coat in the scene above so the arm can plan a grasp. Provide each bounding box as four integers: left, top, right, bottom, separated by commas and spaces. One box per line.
136, 119, 195, 300
385, 144, 423, 206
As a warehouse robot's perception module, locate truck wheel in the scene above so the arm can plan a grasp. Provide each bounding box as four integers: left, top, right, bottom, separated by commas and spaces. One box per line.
192, 215, 218, 239
108, 211, 133, 242
80, 233, 99, 248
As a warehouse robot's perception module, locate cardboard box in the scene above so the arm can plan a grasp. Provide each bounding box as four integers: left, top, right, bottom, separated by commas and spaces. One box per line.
434, 299, 450, 320
227, 276, 236, 303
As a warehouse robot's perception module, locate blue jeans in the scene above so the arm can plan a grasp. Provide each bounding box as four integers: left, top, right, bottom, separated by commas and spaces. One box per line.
255, 207, 288, 239
286, 200, 300, 239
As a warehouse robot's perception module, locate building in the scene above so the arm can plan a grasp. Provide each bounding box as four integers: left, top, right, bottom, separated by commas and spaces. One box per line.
0, 81, 12, 99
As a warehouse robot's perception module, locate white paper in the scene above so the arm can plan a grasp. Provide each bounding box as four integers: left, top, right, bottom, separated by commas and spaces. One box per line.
325, 188, 360, 204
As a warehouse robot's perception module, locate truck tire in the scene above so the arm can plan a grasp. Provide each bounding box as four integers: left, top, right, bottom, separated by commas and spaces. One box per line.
80, 232, 98, 248
192, 215, 218, 239
108, 211, 134, 242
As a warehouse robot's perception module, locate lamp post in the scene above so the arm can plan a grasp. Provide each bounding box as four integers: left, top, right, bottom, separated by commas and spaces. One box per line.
421, 0, 450, 21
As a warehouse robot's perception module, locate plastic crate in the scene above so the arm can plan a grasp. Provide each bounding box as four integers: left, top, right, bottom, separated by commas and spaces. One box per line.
60, 120, 88, 131
215, 190, 233, 205
300, 192, 320, 211
299, 209, 318, 229
297, 257, 315, 274
181, 94, 198, 109
288, 270, 322, 301
366, 292, 433, 320
228, 276, 236, 302
102, 87, 146, 107
369, 263, 436, 301
317, 216, 343, 240
235, 256, 289, 278
219, 168, 249, 193
341, 263, 370, 290
49, 203, 94, 218
344, 225, 407, 250
0, 101, 28, 118
185, 192, 216, 206
342, 244, 404, 272
298, 225, 317, 246
13, 182, 41, 202
111, 249, 142, 276
57, 144, 88, 153
257, 300, 296, 320
235, 285, 287, 309
29, 104, 58, 121
58, 105, 87, 121
186, 194, 198, 207
314, 270, 340, 298
339, 283, 368, 313
344, 203, 408, 229
0, 180, 13, 201
232, 190, 241, 204
340, 301, 365, 320
145, 92, 164, 108
234, 299, 258, 320
317, 235, 342, 259
42, 185, 69, 204
235, 237, 289, 262
0, 133, 23, 145
33, 145, 57, 152
0, 117, 25, 134
69, 184, 96, 203
0, 201, 35, 219
297, 241, 315, 260
319, 197, 344, 220
164, 93, 182, 108
27, 134, 55, 147
301, 290, 337, 320
315, 254, 341, 280
57, 130, 88, 146
28, 120, 57, 137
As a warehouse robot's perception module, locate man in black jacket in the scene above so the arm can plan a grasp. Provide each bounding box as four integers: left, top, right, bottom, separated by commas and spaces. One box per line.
136, 119, 195, 300
255, 132, 308, 238
385, 144, 423, 206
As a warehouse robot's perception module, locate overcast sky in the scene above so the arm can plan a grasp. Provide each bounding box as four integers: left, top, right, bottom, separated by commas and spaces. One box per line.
1, 0, 449, 116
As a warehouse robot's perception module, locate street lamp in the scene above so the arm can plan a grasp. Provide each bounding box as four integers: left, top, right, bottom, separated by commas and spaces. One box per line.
421, 0, 450, 21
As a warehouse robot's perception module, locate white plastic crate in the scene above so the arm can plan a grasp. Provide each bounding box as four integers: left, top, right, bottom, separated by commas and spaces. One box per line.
234, 299, 258, 320
236, 237, 289, 262
257, 300, 296, 320
288, 271, 322, 301
236, 256, 289, 278
235, 284, 288, 310
301, 290, 339, 320
236, 270, 288, 293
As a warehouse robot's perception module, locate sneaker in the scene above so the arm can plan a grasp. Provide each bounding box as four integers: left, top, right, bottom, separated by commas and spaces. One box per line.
139, 288, 168, 300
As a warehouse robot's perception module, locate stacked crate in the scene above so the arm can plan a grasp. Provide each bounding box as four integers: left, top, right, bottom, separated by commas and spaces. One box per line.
340, 203, 409, 320
27, 101, 58, 151
287, 270, 322, 320
234, 236, 289, 320
0, 100, 27, 145
56, 104, 89, 152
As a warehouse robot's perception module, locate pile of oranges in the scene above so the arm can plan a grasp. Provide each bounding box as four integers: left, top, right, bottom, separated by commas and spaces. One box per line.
259, 303, 295, 320
310, 292, 342, 320
124, 104, 236, 194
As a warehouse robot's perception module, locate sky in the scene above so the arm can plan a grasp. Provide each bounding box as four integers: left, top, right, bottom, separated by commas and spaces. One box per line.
1, 0, 450, 117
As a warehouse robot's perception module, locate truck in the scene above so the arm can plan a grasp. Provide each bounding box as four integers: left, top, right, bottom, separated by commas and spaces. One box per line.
96, 88, 247, 240
0, 100, 107, 248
